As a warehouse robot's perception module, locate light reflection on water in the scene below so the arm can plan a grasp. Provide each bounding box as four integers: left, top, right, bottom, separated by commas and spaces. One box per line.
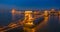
38, 15, 60, 32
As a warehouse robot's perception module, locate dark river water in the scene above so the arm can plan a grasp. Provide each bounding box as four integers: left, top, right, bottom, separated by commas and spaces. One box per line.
38, 15, 60, 32
48, 15, 60, 32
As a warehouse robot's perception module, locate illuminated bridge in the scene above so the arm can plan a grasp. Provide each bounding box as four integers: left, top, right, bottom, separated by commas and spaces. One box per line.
0, 9, 60, 32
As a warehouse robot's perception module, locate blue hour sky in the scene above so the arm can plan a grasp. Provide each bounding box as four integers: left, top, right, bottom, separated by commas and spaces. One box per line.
0, 0, 60, 26
0, 0, 60, 10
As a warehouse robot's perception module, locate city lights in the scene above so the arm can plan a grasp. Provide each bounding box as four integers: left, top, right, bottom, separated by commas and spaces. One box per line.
0, 9, 60, 32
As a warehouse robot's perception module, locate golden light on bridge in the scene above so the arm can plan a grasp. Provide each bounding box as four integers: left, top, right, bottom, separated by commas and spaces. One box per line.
0, 9, 60, 32
24, 11, 35, 32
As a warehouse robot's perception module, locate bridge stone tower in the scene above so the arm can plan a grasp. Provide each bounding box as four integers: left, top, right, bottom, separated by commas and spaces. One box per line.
23, 11, 35, 32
